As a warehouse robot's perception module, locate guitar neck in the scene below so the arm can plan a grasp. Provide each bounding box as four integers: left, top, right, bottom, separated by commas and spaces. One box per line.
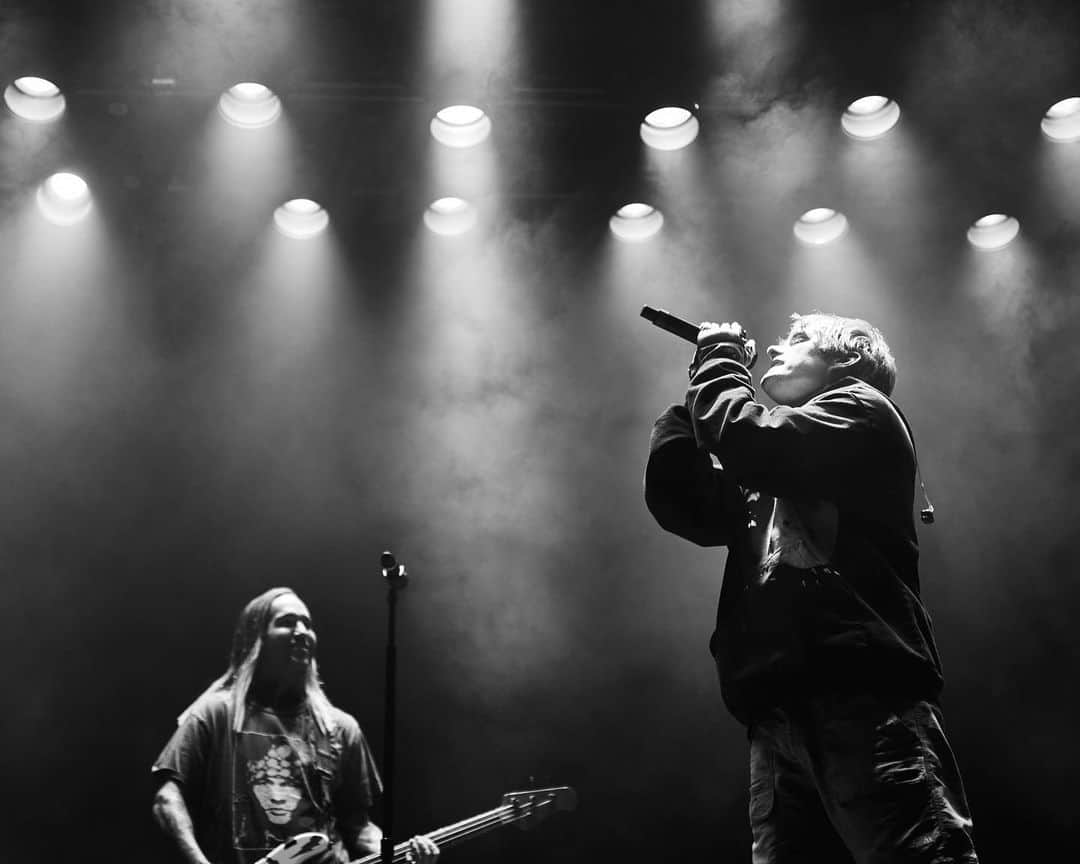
351, 803, 517, 864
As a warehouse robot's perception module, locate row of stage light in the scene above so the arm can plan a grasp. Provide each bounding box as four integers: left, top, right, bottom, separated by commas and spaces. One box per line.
7, 78, 1080, 248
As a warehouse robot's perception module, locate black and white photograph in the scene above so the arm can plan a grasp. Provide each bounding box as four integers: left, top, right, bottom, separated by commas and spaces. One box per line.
2, 2, 1078, 862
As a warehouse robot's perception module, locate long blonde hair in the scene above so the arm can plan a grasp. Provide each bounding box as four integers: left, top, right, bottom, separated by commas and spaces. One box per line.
178, 587, 335, 734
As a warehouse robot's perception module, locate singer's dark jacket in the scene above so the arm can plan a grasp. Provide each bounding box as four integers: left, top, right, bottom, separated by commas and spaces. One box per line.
645, 349, 944, 726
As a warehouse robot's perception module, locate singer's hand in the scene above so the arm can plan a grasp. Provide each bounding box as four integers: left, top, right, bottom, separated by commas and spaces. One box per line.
688, 321, 757, 376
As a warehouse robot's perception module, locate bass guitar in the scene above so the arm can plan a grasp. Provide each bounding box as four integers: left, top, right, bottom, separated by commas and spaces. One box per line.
258, 786, 577, 864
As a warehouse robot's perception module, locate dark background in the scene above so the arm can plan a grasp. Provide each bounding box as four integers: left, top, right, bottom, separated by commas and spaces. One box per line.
2, 1, 1078, 861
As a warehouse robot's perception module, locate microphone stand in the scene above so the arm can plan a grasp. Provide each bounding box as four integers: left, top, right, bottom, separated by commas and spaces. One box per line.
380, 551, 408, 864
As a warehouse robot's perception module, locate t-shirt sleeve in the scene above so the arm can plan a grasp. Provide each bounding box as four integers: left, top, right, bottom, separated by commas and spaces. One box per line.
334, 716, 384, 820
151, 698, 217, 796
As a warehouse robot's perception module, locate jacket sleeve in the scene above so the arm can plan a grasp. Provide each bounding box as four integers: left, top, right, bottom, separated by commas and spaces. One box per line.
686, 352, 882, 503
644, 403, 740, 547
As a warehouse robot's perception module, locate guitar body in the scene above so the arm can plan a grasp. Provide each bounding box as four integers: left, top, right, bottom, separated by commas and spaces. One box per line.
256, 832, 332, 864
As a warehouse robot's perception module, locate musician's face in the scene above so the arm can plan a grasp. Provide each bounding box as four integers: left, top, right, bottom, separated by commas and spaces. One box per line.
760, 328, 834, 406
256, 593, 316, 686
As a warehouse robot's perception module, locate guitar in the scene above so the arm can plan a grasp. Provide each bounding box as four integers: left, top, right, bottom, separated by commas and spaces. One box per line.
257, 786, 577, 864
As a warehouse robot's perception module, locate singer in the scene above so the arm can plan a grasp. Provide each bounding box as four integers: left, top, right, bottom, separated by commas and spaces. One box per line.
644, 313, 978, 863
151, 588, 439, 864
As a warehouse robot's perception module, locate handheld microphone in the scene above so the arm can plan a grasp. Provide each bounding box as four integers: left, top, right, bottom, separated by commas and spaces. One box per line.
641, 305, 757, 369
640, 305, 701, 344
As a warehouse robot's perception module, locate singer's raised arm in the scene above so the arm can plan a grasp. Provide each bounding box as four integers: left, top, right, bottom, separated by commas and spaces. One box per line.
684, 347, 906, 506
643, 403, 741, 546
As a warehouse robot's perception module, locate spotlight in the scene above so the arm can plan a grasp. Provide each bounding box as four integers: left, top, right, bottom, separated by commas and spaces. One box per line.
430, 105, 492, 148
609, 203, 664, 241
37, 172, 92, 226
218, 82, 282, 129
640, 107, 700, 150
424, 197, 477, 236
966, 214, 1020, 251
4, 76, 66, 122
1041, 97, 1080, 143
841, 96, 900, 140
793, 208, 848, 245
273, 199, 330, 239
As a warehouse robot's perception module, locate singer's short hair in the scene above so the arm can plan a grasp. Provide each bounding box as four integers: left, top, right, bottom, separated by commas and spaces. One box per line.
788, 312, 897, 396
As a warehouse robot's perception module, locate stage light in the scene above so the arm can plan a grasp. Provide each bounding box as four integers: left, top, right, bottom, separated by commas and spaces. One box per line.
430, 105, 492, 148
1041, 98, 1080, 143
424, 197, 477, 236
273, 199, 329, 239
966, 214, 1020, 251
218, 82, 282, 129
841, 96, 901, 140
4, 76, 66, 122
609, 203, 664, 241
793, 208, 848, 245
36, 172, 92, 226
640, 107, 700, 150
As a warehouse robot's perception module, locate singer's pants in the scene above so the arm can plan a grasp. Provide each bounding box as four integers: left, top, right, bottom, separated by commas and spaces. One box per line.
748, 691, 978, 864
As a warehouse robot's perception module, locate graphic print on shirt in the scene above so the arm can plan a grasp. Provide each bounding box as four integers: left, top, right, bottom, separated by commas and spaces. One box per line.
759, 496, 838, 583
234, 724, 325, 856
248, 743, 304, 825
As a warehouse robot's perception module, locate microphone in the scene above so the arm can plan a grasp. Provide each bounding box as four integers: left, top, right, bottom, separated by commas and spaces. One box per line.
381, 550, 408, 588
640, 305, 700, 344
641, 305, 757, 369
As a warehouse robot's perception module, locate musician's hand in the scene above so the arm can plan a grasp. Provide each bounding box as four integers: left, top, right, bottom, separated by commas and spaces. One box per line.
405, 835, 439, 864
688, 321, 757, 376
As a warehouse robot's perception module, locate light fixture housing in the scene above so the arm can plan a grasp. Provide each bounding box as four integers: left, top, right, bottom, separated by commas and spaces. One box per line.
966, 214, 1020, 251
424, 197, 478, 236
609, 203, 664, 241
841, 96, 901, 140
273, 199, 330, 239
793, 208, 849, 245
37, 172, 92, 226
1041, 97, 1080, 143
640, 107, 700, 150
4, 76, 66, 122
430, 105, 492, 148
218, 82, 282, 129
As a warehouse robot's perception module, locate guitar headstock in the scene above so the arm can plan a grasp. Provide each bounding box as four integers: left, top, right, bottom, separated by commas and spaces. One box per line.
500, 786, 577, 830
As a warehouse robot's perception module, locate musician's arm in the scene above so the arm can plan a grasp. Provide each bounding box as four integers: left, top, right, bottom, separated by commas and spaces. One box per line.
152, 779, 213, 864
340, 813, 381, 857
338, 718, 438, 862
342, 818, 440, 863
645, 404, 737, 546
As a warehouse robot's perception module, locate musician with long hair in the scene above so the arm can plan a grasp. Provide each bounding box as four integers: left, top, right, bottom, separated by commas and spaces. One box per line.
152, 587, 438, 864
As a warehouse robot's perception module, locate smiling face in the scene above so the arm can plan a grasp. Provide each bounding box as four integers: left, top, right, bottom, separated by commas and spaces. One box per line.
760, 327, 845, 406
254, 593, 317, 691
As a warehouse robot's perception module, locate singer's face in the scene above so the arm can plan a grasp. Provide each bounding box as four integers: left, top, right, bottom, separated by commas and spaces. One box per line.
257, 593, 317, 685
760, 329, 834, 406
